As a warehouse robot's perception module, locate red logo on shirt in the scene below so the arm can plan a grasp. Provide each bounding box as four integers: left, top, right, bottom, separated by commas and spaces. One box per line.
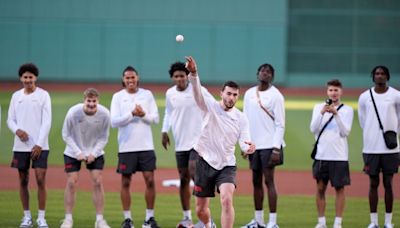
194, 185, 202, 192
119, 164, 127, 170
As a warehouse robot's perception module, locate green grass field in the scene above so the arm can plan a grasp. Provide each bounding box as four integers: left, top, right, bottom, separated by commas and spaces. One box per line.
0, 91, 364, 171
1, 90, 399, 227
0, 190, 398, 228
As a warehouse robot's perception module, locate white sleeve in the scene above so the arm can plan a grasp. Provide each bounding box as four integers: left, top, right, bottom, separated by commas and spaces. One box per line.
395, 92, 400, 132
238, 114, 251, 152
110, 94, 134, 128
36, 92, 52, 148
7, 93, 19, 134
310, 104, 324, 135
62, 110, 82, 157
272, 94, 285, 148
161, 93, 171, 133
334, 106, 353, 137
141, 92, 159, 124
189, 73, 209, 112
358, 95, 366, 130
92, 114, 110, 157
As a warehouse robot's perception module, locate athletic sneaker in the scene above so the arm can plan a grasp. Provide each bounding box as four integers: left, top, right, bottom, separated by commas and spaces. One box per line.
95, 218, 111, 228
367, 223, 379, 228
193, 221, 204, 228
176, 217, 193, 228
266, 223, 279, 228
60, 218, 73, 228
36, 218, 49, 228
19, 216, 33, 228
142, 217, 160, 228
384, 224, 393, 228
241, 219, 266, 228
121, 218, 134, 228
314, 223, 327, 228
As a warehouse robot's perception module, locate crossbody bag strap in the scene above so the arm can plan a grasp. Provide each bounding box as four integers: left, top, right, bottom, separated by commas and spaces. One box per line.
315, 104, 344, 145
256, 88, 275, 121
369, 88, 384, 131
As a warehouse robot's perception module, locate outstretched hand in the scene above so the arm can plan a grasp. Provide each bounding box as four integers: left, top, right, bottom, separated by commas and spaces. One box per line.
185, 56, 197, 74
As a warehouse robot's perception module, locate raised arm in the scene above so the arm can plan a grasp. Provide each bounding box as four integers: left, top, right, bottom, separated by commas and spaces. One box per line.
186, 56, 208, 112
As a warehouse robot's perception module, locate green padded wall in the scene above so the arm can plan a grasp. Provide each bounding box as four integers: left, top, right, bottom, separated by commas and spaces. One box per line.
0, 0, 287, 85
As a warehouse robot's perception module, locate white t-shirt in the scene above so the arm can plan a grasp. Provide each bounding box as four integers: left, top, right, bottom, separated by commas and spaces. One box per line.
62, 103, 110, 158
189, 73, 251, 170
243, 86, 285, 149
358, 87, 400, 154
110, 88, 159, 153
7, 87, 52, 151
161, 83, 212, 151
310, 103, 353, 161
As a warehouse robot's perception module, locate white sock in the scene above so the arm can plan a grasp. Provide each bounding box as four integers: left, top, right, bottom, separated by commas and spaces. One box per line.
268, 213, 277, 224
255, 210, 264, 225
318, 216, 326, 225
65, 213, 73, 221
123, 210, 131, 219
183, 210, 192, 220
385, 213, 392, 225
24, 210, 32, 218
334, 217, 342, 225
38, 210, 45, 220
96, 214, 104, 222
370, 213, 378, 225
145, 209, 154, 221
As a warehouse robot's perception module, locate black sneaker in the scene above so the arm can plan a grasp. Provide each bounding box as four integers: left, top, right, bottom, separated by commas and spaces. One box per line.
121, 218, 134, 228
142, 217, 160, 228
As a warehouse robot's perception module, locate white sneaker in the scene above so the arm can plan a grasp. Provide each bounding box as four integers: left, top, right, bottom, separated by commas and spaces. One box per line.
266, 223, 279, 228
193, 221, 204, 228
384, 224, 393, 228
176, 217, 193, 228
60, 218, 74, 228
367, 223, 379, 228
36, 218, 49, 228
315, 223, 327, 228
241, 219, 265, 228
95, 219, 111, 228
19, 216, 33, 228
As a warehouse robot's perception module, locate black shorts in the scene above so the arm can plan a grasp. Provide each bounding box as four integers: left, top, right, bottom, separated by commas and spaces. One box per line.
10, 151, 49, 170
249, 148, 284, 170
193, 157, 236, 198
64, 155, 105, 173
363, 153, 399, 176
117, 150, 156, 174
312, 160, 351, 188
176, 149, 199, 169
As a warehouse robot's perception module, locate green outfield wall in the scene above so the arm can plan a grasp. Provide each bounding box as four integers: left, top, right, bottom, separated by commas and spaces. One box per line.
0, 0, 399, 88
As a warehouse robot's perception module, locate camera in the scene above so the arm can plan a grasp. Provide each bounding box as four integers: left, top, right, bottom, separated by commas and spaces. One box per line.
325, 98, 333, 105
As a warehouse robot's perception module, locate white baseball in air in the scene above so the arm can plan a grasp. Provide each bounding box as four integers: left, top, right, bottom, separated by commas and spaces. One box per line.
176, 34, 184, 42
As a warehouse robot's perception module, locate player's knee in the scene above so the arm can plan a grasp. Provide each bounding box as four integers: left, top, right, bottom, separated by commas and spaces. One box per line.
220, 195, 233, 209
92, 177, 103, 188
20, 178, 29, 188
383, 179, 393, 191
145, 179, 155, 189
370, 179, 380, 189
36, 177, 46, 188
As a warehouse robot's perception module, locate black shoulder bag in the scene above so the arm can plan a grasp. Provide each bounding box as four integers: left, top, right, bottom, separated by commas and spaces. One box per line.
311, 104, 344, 159
369, 89, 398, 149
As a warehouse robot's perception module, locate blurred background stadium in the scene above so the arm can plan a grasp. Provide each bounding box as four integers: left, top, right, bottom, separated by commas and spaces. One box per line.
0, 0, 399, 87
